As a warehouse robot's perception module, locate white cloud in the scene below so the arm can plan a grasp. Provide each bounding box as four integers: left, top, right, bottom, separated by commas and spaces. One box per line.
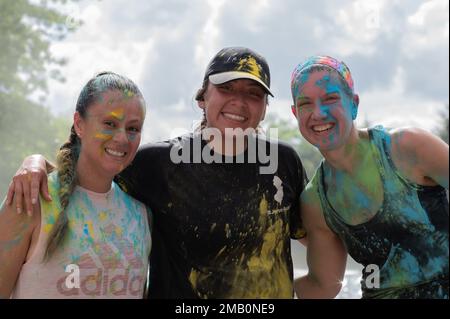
332, 0, 388, 56
142, 100, 201, 143
194, 0, 225, 71
403, 0, 449, 56
48, 38, 155, 114
357, 66, 444, 131
44, 0, 448, 142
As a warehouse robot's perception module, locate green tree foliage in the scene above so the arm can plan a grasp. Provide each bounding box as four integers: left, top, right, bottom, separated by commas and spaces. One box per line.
0, 0, 78, 199
263, 114, 323, 180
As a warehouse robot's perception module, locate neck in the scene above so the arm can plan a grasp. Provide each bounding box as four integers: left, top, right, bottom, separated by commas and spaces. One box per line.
205, 130, 249, 157
320, 128, 366, 173
76, 156, 113, 193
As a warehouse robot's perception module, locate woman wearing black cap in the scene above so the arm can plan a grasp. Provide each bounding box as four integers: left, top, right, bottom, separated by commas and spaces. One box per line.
5, 47, 315, 299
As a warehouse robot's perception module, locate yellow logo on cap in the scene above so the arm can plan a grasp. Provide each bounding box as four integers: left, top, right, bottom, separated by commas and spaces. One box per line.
237, 56, 262, 80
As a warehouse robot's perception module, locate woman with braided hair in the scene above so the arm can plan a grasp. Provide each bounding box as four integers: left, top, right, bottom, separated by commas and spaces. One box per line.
0, 72, 151, 298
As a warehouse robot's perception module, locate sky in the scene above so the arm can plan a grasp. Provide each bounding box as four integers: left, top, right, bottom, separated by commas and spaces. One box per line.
45, 0, 449, 144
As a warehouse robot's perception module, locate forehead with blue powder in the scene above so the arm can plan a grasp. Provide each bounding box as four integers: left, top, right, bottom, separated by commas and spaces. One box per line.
314, 73, 343, 96
292, 65, 354, 103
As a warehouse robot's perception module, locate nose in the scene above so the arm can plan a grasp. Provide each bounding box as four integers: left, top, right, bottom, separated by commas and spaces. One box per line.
230, 91, 247, 107
112, 128, 128, 143
311, 100, 329, 120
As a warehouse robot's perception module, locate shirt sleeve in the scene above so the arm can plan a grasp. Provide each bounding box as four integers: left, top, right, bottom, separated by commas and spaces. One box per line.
289, 146, 308, 239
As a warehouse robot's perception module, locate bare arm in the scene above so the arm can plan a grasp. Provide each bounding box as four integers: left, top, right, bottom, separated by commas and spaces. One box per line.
294, 187, 347, 299
391, 128, 449, 189
0, 198, 40, 298
6, 154, 54, 216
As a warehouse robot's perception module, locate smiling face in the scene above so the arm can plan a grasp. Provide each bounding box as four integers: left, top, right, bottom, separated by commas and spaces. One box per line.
198, 79, 267, 135
292, 69, 358, 151
74, 89, 145, 179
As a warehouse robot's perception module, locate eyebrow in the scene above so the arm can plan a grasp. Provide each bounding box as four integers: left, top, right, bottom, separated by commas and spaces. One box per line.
247, 83, 265, 91
100, 114, 142, 123
296, 91, 340, 102
230, 81, 265, 90
126, 118, 143, 124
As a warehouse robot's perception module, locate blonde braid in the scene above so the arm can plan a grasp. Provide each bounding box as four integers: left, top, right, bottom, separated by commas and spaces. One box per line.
44, 125, 80, 261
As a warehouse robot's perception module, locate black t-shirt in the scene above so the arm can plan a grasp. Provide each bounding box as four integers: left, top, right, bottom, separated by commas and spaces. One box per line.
116, 133, 307, 298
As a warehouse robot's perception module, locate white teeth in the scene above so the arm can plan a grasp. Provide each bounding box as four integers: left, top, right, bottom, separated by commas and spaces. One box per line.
105, 148, 126, 157
223, 112, 246, 122
313, 123, 334, 132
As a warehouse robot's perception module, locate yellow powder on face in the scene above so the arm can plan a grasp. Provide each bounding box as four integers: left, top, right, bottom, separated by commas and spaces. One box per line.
110, 108, 125, 121
123, 89, 134, 98
94, 132, 112, 140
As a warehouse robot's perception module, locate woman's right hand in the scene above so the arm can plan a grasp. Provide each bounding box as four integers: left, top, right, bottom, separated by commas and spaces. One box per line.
6, 154, 52, 216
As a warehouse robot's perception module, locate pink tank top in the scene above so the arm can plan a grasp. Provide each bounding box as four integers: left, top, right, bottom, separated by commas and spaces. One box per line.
12, 172, 151, 298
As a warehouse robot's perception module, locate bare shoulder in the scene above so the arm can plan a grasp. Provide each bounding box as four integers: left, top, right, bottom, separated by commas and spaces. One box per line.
389, 127, 447, 152
389, 127, 449, 186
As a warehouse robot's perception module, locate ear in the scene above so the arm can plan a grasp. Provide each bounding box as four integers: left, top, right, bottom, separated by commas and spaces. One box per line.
73, 112, 84, 138
196, 85, 207, 110
351, 94, 359, 120
197, 99, 206, 110
260, 104, 268, 121
291, 105, 297, 117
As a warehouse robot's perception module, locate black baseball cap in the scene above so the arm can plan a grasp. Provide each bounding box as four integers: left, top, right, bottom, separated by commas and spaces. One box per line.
203, 47, 273, 96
